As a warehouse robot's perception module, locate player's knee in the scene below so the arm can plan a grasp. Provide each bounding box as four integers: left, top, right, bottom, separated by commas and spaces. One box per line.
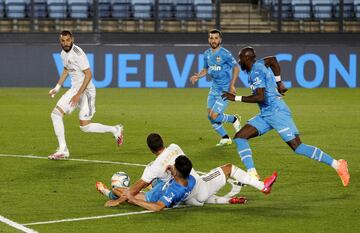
234, 130, 246, 139
80, 125, 90, 133
51, 108, 63, 119
209, 112, 218, 120
207, 115, 215, 123
221, 163, 233, 177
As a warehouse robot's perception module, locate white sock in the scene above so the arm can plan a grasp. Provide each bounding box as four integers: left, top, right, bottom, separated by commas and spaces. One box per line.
51, 109, 67, 151
205, 195, 231, 204
331, 160, 339, 170
80, 123, 116, 134
231, 165, 264, 190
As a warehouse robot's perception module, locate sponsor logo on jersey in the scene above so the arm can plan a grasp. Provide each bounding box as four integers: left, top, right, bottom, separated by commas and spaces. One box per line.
249, 77, 262, 91
209, 64, 221, 71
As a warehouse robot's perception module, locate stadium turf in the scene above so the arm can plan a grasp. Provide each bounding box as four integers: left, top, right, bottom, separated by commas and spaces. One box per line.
0, 88, 359, 233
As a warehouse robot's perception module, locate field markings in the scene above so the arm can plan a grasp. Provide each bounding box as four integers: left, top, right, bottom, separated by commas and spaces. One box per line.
0, 153, 147, 167
0, 215, 38, 233
1, 153, 241, 226
23, 210, 154, 226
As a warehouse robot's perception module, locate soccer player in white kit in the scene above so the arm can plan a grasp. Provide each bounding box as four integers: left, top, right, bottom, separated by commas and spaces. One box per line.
48, 31, 123, 160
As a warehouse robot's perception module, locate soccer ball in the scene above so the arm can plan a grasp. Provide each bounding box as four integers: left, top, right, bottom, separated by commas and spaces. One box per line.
111, 171, 130, 188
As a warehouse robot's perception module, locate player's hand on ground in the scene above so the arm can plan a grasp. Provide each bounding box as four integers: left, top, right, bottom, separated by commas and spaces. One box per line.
222, 91, 236, 101
69, 93, 81, 107
190, 73, 200, 85
276, 81, 288, 96
104, 199, 122, 207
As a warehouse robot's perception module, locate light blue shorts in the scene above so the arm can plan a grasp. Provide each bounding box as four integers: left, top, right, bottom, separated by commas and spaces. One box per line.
207, 94, 229, 114
248, 110, 299, 142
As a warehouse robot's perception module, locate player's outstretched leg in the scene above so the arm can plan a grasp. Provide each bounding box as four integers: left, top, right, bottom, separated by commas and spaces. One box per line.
80, 123, 124, 146
49, 108, 70, 160
205, 195, 247, 204
228, 164, 277, 195
294, 143, 350, 186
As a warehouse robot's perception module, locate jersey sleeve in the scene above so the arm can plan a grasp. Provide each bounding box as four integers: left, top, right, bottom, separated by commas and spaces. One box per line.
158, 184, 184, 208
224, 51, 238, 67
76, 48, 90, 71
251, 69, 267, 89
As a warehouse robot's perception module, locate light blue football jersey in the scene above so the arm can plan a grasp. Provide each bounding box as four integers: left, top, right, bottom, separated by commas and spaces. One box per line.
248, 60, 290, 116
146, 175, 196, 208
203, 47, 238, 95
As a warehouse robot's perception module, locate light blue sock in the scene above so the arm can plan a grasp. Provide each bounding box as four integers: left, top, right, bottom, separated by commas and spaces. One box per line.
208, 116, 228, 137
295, 143, 334, 166
108, 191, 119, 200
234, 138, 255, 170
213, 113, 235, 124
211, 123, 227, 137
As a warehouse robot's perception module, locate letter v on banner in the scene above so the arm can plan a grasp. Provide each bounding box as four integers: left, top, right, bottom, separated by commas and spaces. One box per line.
166, 54, 195, 87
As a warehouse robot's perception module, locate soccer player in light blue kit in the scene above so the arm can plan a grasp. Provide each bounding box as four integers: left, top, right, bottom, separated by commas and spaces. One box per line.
190, 29, 241, 147
121, 156, 195, 211
222, 46, 350, 187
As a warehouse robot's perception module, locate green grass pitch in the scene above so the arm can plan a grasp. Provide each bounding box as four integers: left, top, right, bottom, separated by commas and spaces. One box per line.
0, 88, 359, 233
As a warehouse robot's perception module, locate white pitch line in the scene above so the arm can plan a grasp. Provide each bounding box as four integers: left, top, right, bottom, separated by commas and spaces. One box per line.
0, 215, 38, 233
23, 210, 154, 226
1, 153, 241, 226
0, 154, 146, 167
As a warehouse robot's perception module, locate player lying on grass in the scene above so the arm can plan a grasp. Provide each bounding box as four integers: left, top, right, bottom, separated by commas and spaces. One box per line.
120, 155, 196, 211
222, 46, 350, 186
96, 133, 278, 207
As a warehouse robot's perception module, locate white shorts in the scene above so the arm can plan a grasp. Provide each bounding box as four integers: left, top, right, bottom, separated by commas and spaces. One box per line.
185, 167, 226, 205
201, 167, 227, 198
56, 87, 96, 121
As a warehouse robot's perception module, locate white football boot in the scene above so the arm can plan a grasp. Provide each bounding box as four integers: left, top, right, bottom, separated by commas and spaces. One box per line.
114, 124, 124, 146
48, 147, 70, 160
216, 138, 232, 147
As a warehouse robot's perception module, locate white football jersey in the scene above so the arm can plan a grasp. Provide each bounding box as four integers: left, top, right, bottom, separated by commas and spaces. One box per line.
141, 144, 200, 184
60, 44, 95, 89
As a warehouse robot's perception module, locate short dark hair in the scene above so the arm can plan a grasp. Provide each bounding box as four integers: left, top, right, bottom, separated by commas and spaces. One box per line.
147, 133, 164, 153
241, 46, 256, 59
174, 155, 192, 179
60, 30, 73, 37
209, 28, 222, 38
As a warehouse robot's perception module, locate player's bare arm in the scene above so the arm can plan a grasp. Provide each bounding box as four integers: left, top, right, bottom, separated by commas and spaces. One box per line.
127, 194, 166, 212
129, 179, 150, 196
190, 68, 208, 85
263, 56, 288, 95
69, 68, 92, 107
222, 88, 265, 103
230, 65, 240, 94
104, 179, 150, 207
104, 195, 128, 207
49, 67, 68, 98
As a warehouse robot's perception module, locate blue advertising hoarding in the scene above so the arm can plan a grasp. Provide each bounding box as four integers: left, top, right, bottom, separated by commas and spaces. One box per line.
0, 44, 358, 88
